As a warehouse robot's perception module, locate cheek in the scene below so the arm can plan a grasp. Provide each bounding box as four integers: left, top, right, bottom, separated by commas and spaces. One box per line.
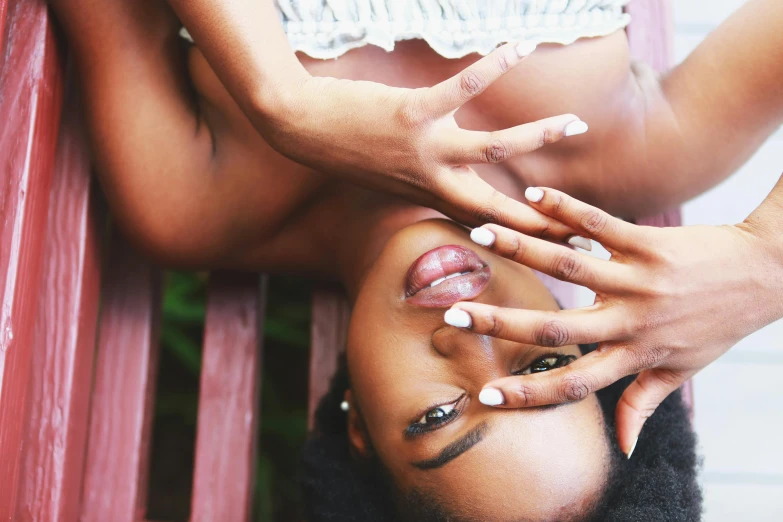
408, 402, 610, 519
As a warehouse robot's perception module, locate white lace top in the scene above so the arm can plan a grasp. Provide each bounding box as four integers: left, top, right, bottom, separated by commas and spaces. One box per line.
181, 1, 631, 59
277, 0, 631, 59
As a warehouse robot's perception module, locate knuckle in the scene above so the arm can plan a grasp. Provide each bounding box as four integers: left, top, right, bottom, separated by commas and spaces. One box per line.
560, 372, 595, 402
508, 383, 534, 407
533, 220, 552, 239
535, 319, 570, 347
398, 91, 428, 128
506, 234, 526, 262
580, 210, 610, 236
484, 312, 506, 338
458, 70, 485, 99
483, 139, 510, 164
533, 126, 549, 149
551, 252, 583, 281
496, 52, 511, 73
472, 191, 509, 225
548, 192, 566, 217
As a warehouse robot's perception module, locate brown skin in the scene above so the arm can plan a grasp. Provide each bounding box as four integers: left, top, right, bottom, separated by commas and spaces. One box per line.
345, 220, 611, 520
50, 0, 663, 273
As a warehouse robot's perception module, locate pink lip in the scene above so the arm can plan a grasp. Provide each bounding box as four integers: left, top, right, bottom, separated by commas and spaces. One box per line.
405, 245, 491, 308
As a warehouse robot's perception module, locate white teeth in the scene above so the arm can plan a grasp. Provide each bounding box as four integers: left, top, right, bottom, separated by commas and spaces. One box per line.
430, 271, 472, 288
430, 277, 446, 288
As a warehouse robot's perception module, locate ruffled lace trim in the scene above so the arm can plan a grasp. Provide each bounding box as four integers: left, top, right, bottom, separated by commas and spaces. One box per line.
182, 1, 631, 60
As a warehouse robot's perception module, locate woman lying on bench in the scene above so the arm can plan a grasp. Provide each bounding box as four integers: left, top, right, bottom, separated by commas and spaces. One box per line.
49, 0, 783, 520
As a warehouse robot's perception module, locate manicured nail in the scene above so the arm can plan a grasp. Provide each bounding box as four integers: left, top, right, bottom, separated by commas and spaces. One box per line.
525, 187, 544, 203
564, 120, 589, 137
568, 236, 593, 251
479, 388, 505, 406
626, 436, 639, 460
470, 227, 496, 247
516, 41, 537, 57
444, 309, 472, 328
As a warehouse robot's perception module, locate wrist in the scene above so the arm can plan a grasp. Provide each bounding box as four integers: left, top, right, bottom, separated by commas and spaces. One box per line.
739, 189, 783, 319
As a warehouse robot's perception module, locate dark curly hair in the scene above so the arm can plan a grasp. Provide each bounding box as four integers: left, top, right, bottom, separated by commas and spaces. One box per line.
300, 345, 702, 521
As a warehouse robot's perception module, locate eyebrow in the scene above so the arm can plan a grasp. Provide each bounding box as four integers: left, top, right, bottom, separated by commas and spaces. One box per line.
411, 422, 489, 471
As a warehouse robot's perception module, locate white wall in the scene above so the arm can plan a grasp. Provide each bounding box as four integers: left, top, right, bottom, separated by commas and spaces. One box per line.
577, 1, 783, 519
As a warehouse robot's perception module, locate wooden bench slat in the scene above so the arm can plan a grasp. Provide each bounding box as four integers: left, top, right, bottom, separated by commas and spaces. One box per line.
308, 287, 351, 429
16, 69, 102, 522
0, 0, 64, 516
80, 235, 162, 522
191, 272, 265, 522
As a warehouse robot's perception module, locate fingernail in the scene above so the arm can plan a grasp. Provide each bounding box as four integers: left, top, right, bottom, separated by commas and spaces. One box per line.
626, 436, 639, 460
516, 41, 537, 57
568, 236, 593, 251
444, 309, 472, 328
470, 227, 496, 247
525, 187, 544, 203
479, 388, 505, 406
564, 120, 589, 137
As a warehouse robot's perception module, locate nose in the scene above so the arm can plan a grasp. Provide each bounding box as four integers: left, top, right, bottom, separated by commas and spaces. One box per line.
431, 326, 500, 375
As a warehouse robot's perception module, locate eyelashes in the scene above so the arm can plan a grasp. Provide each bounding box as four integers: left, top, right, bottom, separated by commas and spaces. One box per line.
405, 353, 577, 438
513, 353, 576, 376
406, 395, 465, 438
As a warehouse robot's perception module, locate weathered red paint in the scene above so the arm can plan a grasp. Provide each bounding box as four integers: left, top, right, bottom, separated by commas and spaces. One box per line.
80, 234, 162, 522
16, 69, 102, 522
0, 0, 64, 517
191, 272, 266, 522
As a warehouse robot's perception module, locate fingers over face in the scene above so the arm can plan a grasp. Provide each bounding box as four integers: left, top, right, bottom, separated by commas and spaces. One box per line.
448, 303, 628, 347
434, 171, 578, 241
524, 187, 641, 252
423, 42, 535, 116
438, 114, 585, 166
473, 345, 632, 409
468, 223, 633, 291
615, 369, 688, 458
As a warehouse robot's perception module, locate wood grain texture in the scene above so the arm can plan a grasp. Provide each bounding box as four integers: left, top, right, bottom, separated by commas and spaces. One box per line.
191, 272, 266, 522
0, 0, 64, 517
308, 286, 351, 429
80, 234, 162, 522
625, 0, 693, 416
16, 69, 101, 522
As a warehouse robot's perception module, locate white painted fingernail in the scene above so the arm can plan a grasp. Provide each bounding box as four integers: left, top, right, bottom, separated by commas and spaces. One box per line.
479, 388, 505, 406
568, 236, 593, 251
626, 436, 639, 460
444, 309, 472, 328
564, 120, 589, 137
470, 227, 496, 247
515, 41, 537, 57
525, 187, 544, 203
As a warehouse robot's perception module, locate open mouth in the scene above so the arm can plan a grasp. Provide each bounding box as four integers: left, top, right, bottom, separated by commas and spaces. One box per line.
405, 245, 491, 307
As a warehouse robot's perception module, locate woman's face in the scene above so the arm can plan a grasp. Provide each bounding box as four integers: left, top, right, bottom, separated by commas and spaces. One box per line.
347, 220, 611, 521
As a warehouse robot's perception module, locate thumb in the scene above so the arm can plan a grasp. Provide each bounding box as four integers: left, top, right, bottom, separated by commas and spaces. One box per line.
615, 368, 686, 459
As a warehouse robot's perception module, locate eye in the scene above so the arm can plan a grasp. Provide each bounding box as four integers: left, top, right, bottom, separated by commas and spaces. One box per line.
514, 353, 576, 376
406, 396, 464, 438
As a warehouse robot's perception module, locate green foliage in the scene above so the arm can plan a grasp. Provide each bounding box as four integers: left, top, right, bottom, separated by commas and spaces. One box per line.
151, 271, 311, 522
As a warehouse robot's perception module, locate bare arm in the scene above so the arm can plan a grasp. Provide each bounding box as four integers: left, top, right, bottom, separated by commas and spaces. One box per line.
631, 0, 783, 213
162, 0, 594, 241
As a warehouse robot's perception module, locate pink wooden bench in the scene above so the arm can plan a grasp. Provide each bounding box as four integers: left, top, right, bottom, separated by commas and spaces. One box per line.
0, 0, 686, 520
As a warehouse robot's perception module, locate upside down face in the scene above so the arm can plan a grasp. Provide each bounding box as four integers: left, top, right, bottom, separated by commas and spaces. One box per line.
346, 219, 611, 521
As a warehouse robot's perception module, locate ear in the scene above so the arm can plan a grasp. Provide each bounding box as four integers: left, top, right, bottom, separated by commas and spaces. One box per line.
345, 389, 372, 459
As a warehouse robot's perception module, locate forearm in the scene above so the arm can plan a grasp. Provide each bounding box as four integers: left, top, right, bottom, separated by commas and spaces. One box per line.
165, 0, 307, 118
643, 0, 783, 208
